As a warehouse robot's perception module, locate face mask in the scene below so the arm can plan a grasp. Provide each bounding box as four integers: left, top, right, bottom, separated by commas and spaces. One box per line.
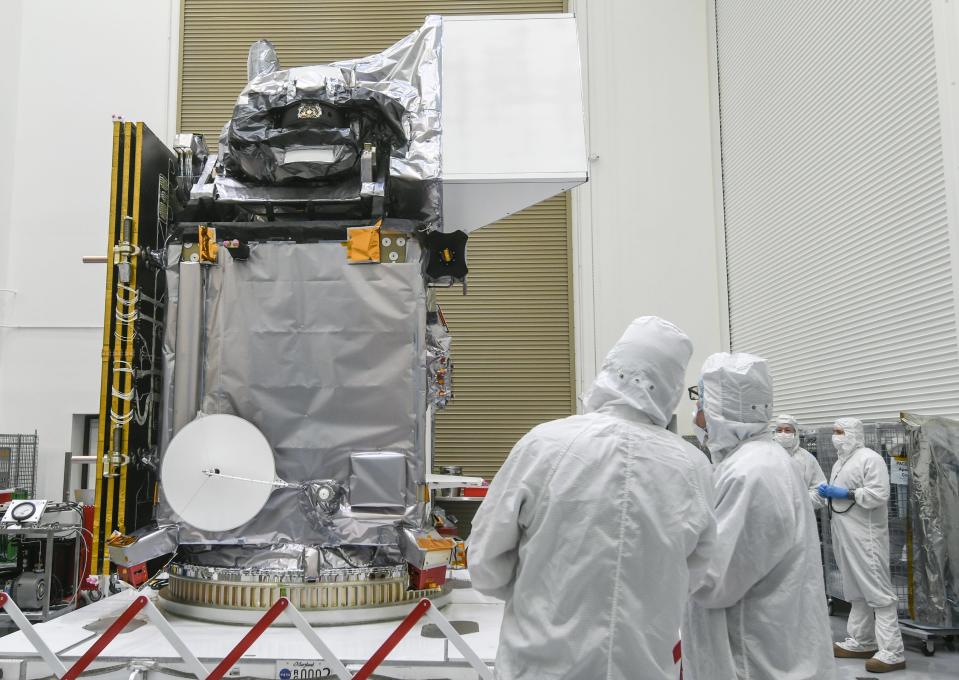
832, 434, 847, 451
773, 432, 798, 450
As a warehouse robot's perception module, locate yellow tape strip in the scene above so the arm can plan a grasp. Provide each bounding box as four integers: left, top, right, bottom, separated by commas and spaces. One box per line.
104, 122, 134, 561
117, 124, 144, 533
91, 121, 122, 574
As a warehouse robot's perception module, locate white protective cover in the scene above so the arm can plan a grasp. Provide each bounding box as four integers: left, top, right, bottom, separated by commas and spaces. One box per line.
827, 417, 898, 608
684, 353, 835, 680
469, 317, 716, 680
160, 414, 276, 532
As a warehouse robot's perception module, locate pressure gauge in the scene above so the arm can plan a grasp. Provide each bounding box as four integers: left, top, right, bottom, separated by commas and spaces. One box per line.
2, 500, 48, 525
11, 502, 36, 522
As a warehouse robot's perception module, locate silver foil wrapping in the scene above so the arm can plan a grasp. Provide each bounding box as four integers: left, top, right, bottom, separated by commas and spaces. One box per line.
158, 240, 429, 549
159, 244, 183, 452
171, 262, 202, 436
426, 312, 453, 409
902, 412, 959, 626
215, 16, 442, 225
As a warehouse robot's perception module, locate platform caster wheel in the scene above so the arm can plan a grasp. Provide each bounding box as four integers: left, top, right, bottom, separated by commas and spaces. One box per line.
922, 640, 935, 657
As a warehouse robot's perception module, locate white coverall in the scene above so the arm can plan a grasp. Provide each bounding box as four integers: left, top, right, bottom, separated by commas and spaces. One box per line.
828, 417, 905, 662
468, 317, 717, 680
774, 414, 827, 509
683, 353, 835, 680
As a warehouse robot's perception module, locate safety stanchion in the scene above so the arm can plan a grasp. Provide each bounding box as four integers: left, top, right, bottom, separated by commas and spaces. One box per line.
352, 598, 493, 680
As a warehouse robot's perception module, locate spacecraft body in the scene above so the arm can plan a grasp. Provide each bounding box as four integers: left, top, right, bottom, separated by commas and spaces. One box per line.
94, 14, 586, 623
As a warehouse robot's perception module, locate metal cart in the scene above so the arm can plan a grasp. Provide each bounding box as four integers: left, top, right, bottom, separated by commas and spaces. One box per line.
0, 503, 85, 628
814, 422, 959, 655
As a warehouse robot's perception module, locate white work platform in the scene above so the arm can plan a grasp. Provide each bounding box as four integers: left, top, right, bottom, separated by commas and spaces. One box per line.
0, 573, 504, 680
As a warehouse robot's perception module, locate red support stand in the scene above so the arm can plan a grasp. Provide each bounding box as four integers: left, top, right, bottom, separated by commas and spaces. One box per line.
206, 598, 290, 680
62, 595, 149, 680
674, 640, 682, 680
351, 599, 432, 680
0, 589, 491, 680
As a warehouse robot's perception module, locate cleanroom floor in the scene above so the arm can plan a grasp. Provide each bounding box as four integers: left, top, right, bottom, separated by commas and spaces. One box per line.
830, 615, 959, 679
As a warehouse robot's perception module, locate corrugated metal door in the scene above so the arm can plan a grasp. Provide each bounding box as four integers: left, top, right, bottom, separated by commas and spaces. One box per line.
714, 0, 959, 425
179, 0, 573, 479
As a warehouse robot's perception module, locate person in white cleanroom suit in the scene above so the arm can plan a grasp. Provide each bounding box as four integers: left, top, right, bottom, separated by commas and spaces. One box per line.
773, 414, 827, 508
683, 353, 835, 680
820, 417, 906, 673
468, 317, 717, 680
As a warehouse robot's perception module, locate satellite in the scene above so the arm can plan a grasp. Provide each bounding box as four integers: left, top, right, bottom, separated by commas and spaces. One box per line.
93, 14, 586, 623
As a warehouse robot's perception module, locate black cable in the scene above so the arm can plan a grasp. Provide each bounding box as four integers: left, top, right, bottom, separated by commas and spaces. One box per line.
827, 495, 857, 519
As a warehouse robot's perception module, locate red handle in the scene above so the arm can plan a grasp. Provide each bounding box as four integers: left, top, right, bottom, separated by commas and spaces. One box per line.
352, 599, 432, 680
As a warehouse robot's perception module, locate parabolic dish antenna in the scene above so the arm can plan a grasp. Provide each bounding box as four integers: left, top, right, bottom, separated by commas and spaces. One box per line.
161, 414, 276, 532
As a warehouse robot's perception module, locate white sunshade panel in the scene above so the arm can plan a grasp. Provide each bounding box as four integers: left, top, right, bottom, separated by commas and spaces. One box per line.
161, 414, 276, 532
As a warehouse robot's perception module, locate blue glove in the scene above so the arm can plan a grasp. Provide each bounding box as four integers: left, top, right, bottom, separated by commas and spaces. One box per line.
817, 483, 851, 500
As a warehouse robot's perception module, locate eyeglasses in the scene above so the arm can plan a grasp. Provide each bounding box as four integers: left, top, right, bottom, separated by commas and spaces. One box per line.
687, 385, 700, 401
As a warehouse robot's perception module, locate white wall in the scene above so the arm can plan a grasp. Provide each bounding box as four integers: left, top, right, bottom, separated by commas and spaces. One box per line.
570, 0, 725, 433
0, 0, 178, 500
0, 0, 23, 332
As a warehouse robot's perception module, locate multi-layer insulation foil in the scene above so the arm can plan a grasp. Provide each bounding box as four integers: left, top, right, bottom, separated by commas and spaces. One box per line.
902, 412, 959, 626
214, 17, 441, 225
159, 240, 428, 548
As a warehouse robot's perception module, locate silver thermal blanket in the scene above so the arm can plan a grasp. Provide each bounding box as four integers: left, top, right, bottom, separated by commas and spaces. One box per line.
158, 241, 428, 547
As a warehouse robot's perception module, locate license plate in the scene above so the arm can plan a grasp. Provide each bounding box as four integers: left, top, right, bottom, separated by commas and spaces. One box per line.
275, 659, 333, 680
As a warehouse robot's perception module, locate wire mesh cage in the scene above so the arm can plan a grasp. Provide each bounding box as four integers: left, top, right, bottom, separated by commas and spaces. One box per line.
0, 432, 38, 498
813, 422, 911, 615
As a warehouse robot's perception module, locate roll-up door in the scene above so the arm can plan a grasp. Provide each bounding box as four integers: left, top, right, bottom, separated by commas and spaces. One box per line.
714, 0, 959, 425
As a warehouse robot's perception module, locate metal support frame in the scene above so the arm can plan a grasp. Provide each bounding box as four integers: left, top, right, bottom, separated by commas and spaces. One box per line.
62, 452, 71, 503
0, 520, 83, 624
353, 598, 493, 680
0, 593, 67, 678
62, 595, 148, 680
0, 594, 491, 680
352, 600, 430, 680
279, 601, 353, 680
139, 598, 208, 679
